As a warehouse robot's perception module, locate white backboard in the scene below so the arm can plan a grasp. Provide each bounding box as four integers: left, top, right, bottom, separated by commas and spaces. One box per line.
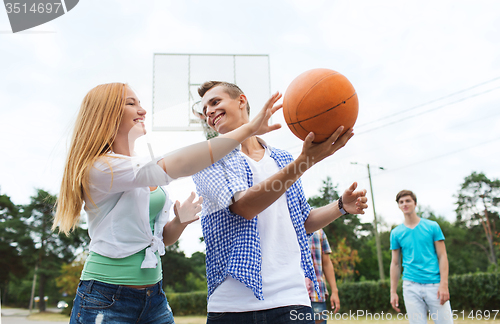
152, 53, 271, 132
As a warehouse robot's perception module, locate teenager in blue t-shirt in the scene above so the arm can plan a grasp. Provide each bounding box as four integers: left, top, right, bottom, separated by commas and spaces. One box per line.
390, 190, 453, 324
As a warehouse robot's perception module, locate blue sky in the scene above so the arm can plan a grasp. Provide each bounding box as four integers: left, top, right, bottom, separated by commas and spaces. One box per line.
1, 0, 500, 255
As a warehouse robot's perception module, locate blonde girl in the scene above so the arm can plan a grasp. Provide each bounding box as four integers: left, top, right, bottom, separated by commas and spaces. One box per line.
53, 83, 282, 324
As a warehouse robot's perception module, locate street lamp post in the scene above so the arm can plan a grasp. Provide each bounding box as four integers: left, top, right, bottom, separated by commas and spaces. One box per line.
352, 162, 385, 281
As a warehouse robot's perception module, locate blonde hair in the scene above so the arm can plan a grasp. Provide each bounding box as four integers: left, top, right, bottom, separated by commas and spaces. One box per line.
53, 83, 127, 235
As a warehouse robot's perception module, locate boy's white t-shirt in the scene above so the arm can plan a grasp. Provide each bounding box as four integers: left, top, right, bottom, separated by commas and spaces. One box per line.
207, 147, 311, 312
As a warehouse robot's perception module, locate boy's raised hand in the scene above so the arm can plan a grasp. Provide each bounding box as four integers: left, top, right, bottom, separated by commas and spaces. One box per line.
341, 182, 368, 215
299, 126, 354, 169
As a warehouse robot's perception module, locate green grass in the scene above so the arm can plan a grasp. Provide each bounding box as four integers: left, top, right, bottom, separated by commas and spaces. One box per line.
16, 311, 500, 324
173, 315, 500, 324
173, 316, 207, 324
27, 311, 70, 322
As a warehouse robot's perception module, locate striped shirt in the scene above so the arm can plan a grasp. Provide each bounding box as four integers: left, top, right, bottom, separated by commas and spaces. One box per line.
308, 229, 332, 302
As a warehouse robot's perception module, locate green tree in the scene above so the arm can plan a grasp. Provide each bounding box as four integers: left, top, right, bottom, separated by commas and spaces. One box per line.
455, 172, 500, 266
162, 242, 207, 292
55, 256, 86, 314
20, 189, 89, 311
190, 251, 207, 281
55, 257, 85, 298
356, 230, 391, 281
330, 237, 361, 282
0, 192, 30, 304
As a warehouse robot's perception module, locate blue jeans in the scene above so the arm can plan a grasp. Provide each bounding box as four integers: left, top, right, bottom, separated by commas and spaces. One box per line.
207, 305, 315, 324
310, 302, 328, 324
70, 280, 174, 324
403, 280, 453, 324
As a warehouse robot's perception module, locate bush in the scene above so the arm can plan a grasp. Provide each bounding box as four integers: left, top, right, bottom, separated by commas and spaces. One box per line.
449, 272, 500, 311
166, 291, 207, 316
164, 273, 500, 316
336, 272, 500, 313
336, 279, 395, 313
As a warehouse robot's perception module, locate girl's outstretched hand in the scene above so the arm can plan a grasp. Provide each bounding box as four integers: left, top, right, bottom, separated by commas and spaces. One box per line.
174, 192, 203, 224
248, 92, 283, 136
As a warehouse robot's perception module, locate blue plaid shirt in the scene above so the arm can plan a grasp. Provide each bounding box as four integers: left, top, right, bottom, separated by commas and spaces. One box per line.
192, 143, 318, 300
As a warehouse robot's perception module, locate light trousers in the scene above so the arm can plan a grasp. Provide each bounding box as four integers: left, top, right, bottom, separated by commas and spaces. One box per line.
403, 280, 453, 324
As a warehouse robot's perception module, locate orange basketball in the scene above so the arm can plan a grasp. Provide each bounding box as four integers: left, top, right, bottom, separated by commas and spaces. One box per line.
283, 68, 359, 143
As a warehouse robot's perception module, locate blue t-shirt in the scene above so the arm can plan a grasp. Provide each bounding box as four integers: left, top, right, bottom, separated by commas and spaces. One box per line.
390, 218, 445, 284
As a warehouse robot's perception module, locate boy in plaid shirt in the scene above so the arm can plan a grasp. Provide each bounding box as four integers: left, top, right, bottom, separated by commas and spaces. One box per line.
307, 229, 340, 324
193, 81, 367, 324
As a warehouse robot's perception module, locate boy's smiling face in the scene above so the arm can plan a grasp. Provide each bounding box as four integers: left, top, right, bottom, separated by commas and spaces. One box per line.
201, 85, 248, 134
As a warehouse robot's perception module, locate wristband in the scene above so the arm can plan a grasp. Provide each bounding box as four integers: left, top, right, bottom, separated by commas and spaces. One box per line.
208, 140, 215, 165
338, 196, 350, 215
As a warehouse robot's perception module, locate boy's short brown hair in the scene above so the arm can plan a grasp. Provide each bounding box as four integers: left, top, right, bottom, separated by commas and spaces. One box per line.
396, 190, 417, 204
198, 81, 250, 115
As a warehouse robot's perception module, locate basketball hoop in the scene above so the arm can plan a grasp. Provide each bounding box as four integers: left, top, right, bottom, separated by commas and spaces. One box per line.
191, 100, 219, 139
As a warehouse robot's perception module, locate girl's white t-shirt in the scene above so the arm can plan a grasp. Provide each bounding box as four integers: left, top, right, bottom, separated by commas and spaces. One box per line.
86, 153, 173, 268
207, 146, 311, 312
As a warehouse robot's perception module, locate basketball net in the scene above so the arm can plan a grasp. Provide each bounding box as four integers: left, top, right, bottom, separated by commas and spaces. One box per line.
191, 101, 219, 140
